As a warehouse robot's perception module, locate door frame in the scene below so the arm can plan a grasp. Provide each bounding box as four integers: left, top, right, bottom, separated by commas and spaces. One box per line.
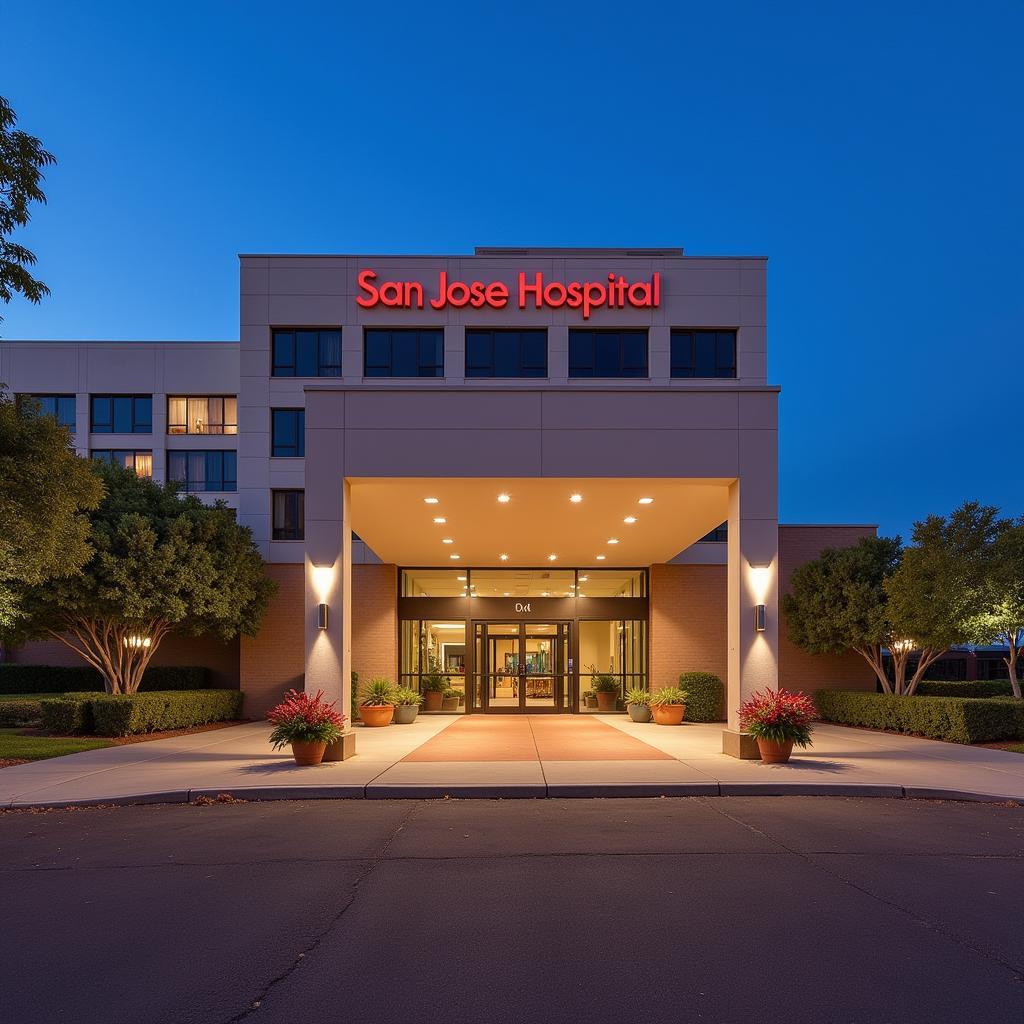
471, 619, 574, 714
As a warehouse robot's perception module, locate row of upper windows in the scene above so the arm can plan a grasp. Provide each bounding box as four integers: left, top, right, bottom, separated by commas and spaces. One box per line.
89, 449, 237, 491
18, 395, 239, 435
271, 328, 739, 379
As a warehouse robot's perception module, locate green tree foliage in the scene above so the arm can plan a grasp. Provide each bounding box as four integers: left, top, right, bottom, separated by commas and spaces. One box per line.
0, 96, 56, 324
3, 462, 277, 693
885, 501, 1005, 694
969, 520, 1024, 699
0, 390, 103, 628
782, 535, 903, 693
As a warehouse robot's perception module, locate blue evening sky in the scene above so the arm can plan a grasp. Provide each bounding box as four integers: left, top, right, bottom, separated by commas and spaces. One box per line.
2, 2, 1022, 539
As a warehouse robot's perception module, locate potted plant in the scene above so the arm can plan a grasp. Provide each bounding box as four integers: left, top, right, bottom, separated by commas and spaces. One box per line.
739, 688, 816, 763
625, 686, 651, 723
267, 688, 346, 766
648, 686, 688, 726
582, 689, 598, 709
442, 686, 461, 712
359, 677, 396, 727
421, 656, 446, 711
590, 667, 620, 712
392, 687, 423, 724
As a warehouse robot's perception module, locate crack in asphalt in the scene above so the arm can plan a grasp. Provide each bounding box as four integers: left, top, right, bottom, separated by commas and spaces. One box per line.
697, 797, 1024, 984
216, 801, 423, 1023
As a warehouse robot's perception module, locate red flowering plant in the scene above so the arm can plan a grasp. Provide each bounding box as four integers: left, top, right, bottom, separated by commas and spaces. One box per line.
738, 688, 816, 748
267, 689, 346, 749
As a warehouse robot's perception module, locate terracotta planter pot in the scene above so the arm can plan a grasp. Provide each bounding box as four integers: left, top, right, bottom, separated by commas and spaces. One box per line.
393, 704, 419, 725
290, 740, 327, 765
441, 696, 459, 711
627, 703, 652, 723
359, 704, 395, 728
596, 691, 618, 712
757, 737, 795, 763
650, 703, 686, 726
423, 691, 444, 712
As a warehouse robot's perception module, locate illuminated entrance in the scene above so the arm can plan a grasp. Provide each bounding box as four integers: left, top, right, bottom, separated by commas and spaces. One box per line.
398, 567, 648, 714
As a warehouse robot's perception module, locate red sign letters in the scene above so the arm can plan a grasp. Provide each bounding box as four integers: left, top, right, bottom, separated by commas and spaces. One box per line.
356, 269, 660, 320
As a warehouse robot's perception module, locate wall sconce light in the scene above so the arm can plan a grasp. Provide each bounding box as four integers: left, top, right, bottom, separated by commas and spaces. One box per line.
317, 603, 329, 630
754, 604, 766, 631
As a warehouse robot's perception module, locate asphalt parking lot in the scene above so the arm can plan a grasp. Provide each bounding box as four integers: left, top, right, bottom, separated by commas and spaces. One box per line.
2, 796, 1022, 1024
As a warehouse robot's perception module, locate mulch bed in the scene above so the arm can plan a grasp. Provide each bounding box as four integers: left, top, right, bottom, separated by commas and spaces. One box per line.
0, 759, 29, 769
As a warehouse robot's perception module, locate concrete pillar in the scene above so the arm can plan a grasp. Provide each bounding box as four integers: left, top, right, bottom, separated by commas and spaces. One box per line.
725, 478, 779, 736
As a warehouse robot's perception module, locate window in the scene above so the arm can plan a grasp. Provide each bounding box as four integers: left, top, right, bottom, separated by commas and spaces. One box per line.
699, 523, 728, 543
167, 396, 237, 435
91, 450, 153, 477
22, 394, 76, 431
90, 395, 152, 433
364, 329, 444, 377
671, 330, 737, 378
465, 330, 547, 378
167, 450, 237, 492
271, 330, 342, 377
271, 409, 304, 457
568, 330, 648, 378
272, 489, 304, 540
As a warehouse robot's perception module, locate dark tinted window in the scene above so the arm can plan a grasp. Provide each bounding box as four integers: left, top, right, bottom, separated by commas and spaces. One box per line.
24, 394, 76, 431
91, 450, 153, 477
90, 395, 152, 433
167, 450, 237, 492
364, 329, 444, 377
699, 523, 728, 542
271, 330, 342, 377
272, 490, 304, 540
568, 330, 648, 378
465, 330, 547, 378
671, 330, 737, 378
271, 409, 305, 457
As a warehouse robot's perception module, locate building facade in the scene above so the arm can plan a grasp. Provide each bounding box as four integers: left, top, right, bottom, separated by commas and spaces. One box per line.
0, 247, 876, 753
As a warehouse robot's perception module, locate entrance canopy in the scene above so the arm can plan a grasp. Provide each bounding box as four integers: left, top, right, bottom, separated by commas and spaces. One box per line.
349, 477, 731, 567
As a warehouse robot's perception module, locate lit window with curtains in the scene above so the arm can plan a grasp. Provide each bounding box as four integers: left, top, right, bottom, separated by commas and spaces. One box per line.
167, 450, 237, 492
91, 449, 153, 478
167, 396, 238, 435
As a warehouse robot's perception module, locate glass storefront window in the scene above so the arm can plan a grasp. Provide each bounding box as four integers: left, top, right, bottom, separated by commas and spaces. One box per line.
576, 569, 646, 598
469, 569, 576, 598
400, 569, 469, 596
398, 620, 467, 711
577, 619, 647, 711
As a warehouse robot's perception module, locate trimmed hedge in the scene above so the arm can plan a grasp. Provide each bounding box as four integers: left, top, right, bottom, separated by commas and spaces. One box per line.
916, 680, 1019, 698
89, 690, 243, 737
39, 693, 98, 735
0, 699, 43, 727
0, 665, 208, 695
678, 672, 725, 722
814, 689, 1024, 745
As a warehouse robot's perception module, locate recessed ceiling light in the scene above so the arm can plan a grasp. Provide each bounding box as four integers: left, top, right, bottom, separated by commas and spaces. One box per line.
442, 538, 454, 544
638, 497, 654, 505
497, 493, 511, 504
450, 553, 460, 560
457, 575, 467, 581
548, 553, 557, 561
542, 591, 550, 597
623, 516, 637, 524
607, 538, 619, 545
596, 554, 606, 561
569, 493, 583, 503
424, 497, 439, 504
503, 591, 510, 596
499, 553, 509, 561
432, 516, 446, 524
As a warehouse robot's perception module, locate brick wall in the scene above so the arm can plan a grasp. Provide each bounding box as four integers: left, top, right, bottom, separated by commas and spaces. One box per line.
352, 563, 398, 685
778, 525, 877, 692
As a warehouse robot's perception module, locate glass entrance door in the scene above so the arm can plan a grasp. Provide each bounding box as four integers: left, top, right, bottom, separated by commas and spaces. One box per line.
473, 622, 572, 713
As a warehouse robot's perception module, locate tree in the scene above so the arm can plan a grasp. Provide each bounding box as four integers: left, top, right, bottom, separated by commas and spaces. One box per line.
2, 462, 277, 693
782, 535, 903, 693
0, 96, 56, 324
0, 389, 103, 629
969, 520, 1024, 699
885, 501, 1005, 695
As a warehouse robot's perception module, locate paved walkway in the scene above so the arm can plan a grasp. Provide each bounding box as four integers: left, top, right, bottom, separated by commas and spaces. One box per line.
2, 714, 1024, 807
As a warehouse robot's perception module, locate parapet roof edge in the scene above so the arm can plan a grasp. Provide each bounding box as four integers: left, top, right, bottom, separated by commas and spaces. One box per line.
237, 251, 768, 261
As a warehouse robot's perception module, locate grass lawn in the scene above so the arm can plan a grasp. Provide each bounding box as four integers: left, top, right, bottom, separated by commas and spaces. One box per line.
1002, 743, 1024, 754
0, 728, 113, 761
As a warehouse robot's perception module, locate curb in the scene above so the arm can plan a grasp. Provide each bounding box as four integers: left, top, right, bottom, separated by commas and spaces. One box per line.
4, 782, 1022, 809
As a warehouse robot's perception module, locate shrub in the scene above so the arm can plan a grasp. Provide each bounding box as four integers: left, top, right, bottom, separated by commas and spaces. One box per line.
267, 689, 345, 749
0, 699, 43, 726
39, 693, 97, 734
814, 690, 1024, 745
361, 677, 396, 706
739, 688, 816, 747
0, 664, 208, 695
678, 672, 724, 721
90, 690, 243, 737
392, 687, 423, 706
624, 687, 649, 707
649, 686, 688, 706
915, 680, 1017, 698
591, 672, 620, 694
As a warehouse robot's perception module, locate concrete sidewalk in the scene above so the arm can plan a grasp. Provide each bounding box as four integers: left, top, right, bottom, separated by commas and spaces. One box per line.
1, 715, 1024, 807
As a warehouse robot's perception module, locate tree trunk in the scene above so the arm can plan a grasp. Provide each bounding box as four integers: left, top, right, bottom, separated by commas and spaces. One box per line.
1006, 641, 1022, 700
48, 617, 169, 694
906, 647, 945, 696
853, 644, 892, 694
